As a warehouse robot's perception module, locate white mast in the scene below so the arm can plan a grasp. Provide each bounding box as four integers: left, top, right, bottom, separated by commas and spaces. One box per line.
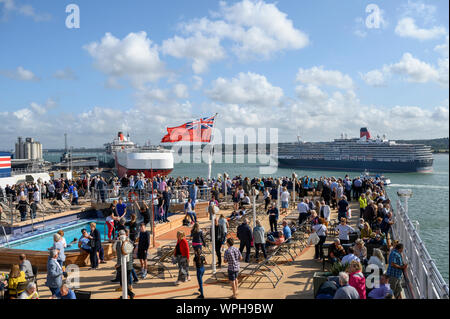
207, 113, 218, 181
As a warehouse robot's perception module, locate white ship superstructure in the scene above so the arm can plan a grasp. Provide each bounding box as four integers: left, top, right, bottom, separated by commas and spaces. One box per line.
105, 132, 173, 178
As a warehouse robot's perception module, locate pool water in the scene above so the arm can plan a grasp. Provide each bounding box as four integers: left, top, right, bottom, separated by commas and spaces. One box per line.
7, 220, 107, 252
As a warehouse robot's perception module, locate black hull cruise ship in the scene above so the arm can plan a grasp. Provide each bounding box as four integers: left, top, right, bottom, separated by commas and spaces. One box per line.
277, 128, 434, 173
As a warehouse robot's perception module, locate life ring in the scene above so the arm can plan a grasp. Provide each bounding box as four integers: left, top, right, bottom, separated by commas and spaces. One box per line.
128, 191, 138, 202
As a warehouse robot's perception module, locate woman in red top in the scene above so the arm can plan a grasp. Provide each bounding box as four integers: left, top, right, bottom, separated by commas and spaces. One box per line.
348, 260, 367, 299
174, 231, 190, 285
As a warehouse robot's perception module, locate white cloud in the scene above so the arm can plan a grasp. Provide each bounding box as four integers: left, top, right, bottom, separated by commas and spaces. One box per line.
206, 72, 284, 107
435, 35, 449, 58
395, 17, 446, 40
173, 83, 189, 99
390, 105, 429, 118
29, 99, 57, 115
295, 84, 328, 105
84, 32, 168, 88
162, 34, 226, 74
390, 52, 439, 83
162, 0, 308, 72
210, 103, 273, 128
431, 103, 449, 122
0, 79, 447, 149
399, 0, 437, 25
12, 108, 33, 121
360, 69, 388, 87
0, 95, 198, 149
199, 67, 448, 142
217, 0, 309, 59
192, 75, 203, 90
53, 68, 77, 80
362, 53, 448, 87
0, 66, 39, 81
0, 0, 50, 22
296, 66, 354, 90
437, 57, 449, 86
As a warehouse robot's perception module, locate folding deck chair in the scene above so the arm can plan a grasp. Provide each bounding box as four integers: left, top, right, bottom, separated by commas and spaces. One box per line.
147, 246, 175, 279
239, 257, 284, 289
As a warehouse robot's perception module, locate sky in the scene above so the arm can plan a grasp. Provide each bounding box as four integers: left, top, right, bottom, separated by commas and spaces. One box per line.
0, 0, 448, 149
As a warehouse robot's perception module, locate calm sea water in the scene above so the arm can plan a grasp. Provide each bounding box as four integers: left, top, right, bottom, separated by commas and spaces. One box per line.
173, 154, 449, 283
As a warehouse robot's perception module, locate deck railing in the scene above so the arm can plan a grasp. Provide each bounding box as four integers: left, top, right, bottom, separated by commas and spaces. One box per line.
91, 184, 212, 204
393, 190, 449, 299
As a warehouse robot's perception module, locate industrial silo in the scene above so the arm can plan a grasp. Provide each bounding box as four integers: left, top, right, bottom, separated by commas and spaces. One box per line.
25, 142, 31, 160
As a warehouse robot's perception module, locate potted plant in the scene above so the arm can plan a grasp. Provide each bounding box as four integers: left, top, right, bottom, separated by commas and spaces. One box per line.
313, 271, 332, 297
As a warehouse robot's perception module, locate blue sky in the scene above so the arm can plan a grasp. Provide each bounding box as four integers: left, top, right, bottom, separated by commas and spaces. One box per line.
0, 0, 448, 149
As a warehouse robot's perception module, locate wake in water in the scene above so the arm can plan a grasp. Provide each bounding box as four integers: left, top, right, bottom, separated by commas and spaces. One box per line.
389, 184, 449, 190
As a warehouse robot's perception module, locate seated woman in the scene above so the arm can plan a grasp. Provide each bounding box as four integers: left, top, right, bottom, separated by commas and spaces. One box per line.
78, 228, 92, 254
353, 239, 368, 265
265, 231, 285, 248
229, 210, 239, 220
367, 248, 386, 273
229, 209, 246, 220
5, 264, 27, 299
328, 238, 346, 264
360, 222, 373, 242
240, 194, 251, 206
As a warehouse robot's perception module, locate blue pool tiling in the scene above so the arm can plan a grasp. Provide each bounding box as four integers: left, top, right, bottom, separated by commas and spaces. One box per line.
2, 220, 107, 251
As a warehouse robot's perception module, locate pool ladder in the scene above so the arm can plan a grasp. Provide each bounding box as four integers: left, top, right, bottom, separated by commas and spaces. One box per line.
1, 224, 9, 248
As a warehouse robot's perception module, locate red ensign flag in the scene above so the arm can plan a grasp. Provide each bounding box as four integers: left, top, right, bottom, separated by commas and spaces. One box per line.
161, 115, 216, 143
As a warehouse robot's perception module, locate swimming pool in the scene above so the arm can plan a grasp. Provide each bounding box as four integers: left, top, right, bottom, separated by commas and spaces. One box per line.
5, 220, 107, 252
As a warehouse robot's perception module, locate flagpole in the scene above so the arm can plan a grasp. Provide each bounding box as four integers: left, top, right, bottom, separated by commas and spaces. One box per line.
207, 113, 218, 181
208, 113, 217, 275
151, 162, 155, 248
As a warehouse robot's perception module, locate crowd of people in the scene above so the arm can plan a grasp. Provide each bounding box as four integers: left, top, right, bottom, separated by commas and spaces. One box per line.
0, 171, 408, 300
0, 176, 90, 222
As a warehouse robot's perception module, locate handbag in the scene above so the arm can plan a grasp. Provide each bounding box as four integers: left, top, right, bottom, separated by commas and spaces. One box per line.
308, 231, 320, 245
159, 206, 165, 216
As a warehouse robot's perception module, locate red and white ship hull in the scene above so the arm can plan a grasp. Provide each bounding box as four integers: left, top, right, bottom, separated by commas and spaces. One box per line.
115, 150, 174, 178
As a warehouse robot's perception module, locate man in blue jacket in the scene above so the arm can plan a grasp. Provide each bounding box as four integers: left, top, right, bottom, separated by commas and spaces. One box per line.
237, 218, 253, 263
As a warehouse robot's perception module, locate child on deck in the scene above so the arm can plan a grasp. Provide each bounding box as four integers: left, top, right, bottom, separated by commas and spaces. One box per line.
106, 211, 119, 241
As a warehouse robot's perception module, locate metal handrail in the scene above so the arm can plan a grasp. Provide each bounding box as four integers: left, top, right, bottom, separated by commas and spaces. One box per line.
393, 196, 449, 299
